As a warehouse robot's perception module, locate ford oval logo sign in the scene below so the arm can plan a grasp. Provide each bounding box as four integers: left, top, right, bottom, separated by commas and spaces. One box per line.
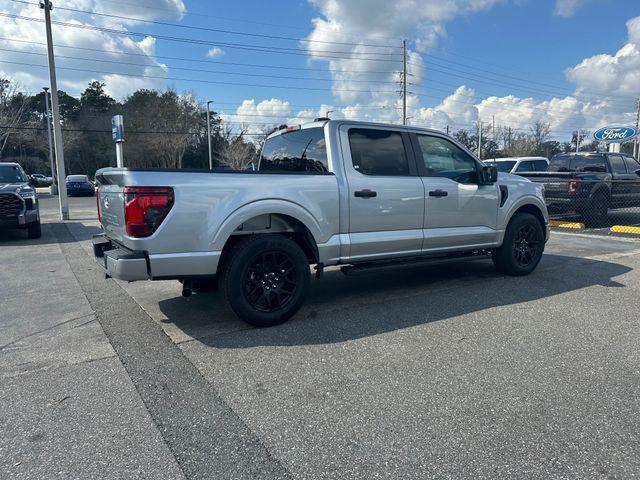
593, 126, 638, 143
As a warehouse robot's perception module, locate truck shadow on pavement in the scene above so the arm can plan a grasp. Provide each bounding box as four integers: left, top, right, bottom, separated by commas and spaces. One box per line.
0, 222, 101, 246
158, 253, 631, 348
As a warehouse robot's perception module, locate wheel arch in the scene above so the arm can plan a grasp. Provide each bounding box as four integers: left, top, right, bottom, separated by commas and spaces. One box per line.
212, 201, 322, 268
509, 203, 547, 232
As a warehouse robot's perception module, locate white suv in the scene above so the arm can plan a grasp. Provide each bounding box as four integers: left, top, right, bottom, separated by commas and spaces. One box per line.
488, 157, 549, 174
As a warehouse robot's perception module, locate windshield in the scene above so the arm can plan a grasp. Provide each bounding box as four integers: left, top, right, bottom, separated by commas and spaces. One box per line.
260, 127, 328, 173
493, 161, 516, 173
67, 175, 89, 182
0, 165, 27, 183
548, 155, 607, 173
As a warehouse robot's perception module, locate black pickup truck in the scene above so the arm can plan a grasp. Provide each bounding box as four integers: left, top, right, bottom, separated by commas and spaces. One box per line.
521, 152, 640, 227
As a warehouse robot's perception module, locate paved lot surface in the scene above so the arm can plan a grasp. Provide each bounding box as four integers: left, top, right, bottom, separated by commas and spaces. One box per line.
2, 194, 640, 479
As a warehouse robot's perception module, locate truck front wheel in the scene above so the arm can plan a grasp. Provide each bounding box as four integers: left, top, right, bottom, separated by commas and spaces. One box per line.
27, 220, 42, 239
220, 235, 310, 327
492, 212, 544, 276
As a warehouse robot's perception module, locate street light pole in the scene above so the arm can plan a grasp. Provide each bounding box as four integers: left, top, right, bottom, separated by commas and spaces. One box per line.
40, 0, 69, 220
42, 87, 57, 195
206, 100, 213, 170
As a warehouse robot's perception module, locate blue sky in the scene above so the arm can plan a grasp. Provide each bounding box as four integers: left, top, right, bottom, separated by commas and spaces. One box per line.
1, 0, 639, 139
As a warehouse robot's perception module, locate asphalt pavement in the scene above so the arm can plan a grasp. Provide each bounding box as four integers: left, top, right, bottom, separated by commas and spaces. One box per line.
2, 194, 640, 479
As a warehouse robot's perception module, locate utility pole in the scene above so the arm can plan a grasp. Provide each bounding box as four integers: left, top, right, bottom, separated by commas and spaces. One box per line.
576, 129, 581, 153
206, 100, 214, 169
477, 121, 482, 160
40, 0, 68, 220
507, 127, 512, 150
402, 39, 407, 126
42, 87, 57, 195
632, 98, 639, 159
492, 115, 495, 143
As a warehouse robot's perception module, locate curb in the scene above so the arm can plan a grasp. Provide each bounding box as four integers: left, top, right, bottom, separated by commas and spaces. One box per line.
610, 225, 640, 235
549, 220, 585, 230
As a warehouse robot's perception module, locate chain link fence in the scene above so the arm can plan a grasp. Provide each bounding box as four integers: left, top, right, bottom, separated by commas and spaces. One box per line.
540, 178, 640, 234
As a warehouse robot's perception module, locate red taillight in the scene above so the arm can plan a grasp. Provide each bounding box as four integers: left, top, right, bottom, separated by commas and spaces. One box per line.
96, 189, 101, 223
568, 178, 581, 195
123, 187, 174, 238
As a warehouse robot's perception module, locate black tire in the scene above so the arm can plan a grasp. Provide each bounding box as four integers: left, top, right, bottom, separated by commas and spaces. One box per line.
27, 221, 42, 239
492, 212, 544, 276
220, 235, 310, 327
581, 191, 608, 228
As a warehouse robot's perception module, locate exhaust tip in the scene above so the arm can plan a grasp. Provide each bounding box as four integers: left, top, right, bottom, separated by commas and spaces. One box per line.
181, 288, 192, 298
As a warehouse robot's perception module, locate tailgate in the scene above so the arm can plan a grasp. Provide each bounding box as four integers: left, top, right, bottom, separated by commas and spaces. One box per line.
520, 173, 572, 198
98, 185, 126, 243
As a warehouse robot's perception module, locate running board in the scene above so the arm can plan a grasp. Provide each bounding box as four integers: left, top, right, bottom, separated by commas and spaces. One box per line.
340, 251, 492, 276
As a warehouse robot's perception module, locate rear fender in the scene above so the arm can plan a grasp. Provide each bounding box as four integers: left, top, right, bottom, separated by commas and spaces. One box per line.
210, 199, 323, 252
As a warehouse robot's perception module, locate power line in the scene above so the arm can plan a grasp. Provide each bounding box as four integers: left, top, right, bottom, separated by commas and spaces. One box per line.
0, 37, 403, 75
0, 47, 403, 85
409, 52, 634, 102
9, 0, 402, 51
0, 124, 267, 136
63, 0, 404, 43
1, 39, 630, 105
0, 13, 405, 62
0, 59, 405, 95
0, 57, 616, 124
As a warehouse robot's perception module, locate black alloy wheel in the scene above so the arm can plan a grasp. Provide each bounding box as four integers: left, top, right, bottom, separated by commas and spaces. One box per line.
512, 223, 542, 268
243, 251, 298, 312
492, 212, 545, 276
221, 235, 310, 327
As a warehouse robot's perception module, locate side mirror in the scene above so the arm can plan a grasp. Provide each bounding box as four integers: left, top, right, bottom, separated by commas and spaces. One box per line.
479, 165, 498, 185
635, 169, 640, 177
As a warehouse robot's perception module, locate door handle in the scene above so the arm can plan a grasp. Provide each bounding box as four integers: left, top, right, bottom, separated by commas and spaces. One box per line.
429, 189, 448, 197
354, 189, 377, 198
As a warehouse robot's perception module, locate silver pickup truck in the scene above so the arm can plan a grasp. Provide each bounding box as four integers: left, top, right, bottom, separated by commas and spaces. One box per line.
93, 120, 549, 327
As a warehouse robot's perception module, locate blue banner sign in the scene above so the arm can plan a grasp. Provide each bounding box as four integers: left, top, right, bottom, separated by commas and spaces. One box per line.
112, 115, 124, 142
593, 126, 637, 143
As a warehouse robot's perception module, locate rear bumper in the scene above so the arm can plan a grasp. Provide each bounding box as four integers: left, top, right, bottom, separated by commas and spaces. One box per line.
92, 234, 221, 281
93, 234, 149, 281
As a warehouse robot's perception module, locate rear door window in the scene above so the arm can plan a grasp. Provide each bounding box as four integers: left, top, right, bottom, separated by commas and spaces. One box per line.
549, 155, 607, 172
515, 161, 534, 172
532, 160, 548, 171
494, 161, 516, 173
623, 156, 640, 173
348, 128, 410, 176
570, 156, 607, 172
260, 127, 328, 173
608, 155, 628, 174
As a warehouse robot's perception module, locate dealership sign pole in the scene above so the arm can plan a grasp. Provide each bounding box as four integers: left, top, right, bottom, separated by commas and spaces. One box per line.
112, 115, 124, 168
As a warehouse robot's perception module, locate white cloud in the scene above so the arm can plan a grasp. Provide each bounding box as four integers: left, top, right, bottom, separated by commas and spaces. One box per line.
0, 0, 185, 98
554, 0, 590, 17
221, 99, 292, 135
206, 47, 225, 58
304, 0, 507, 119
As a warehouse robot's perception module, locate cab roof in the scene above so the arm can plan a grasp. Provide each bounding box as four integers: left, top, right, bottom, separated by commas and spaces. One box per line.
265, 119, 445, 140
